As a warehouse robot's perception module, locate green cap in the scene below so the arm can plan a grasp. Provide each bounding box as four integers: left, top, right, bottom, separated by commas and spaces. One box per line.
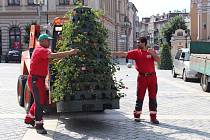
38, 34, 53, 41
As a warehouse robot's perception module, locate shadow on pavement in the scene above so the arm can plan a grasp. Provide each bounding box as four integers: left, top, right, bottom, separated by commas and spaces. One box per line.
144, 121, 210, 139
49, 110, 210, 140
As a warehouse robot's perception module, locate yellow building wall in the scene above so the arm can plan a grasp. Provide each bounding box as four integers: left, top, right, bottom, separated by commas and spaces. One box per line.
190, 1, 198, 41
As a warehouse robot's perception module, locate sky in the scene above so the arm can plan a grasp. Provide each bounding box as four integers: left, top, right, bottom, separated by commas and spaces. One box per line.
129, 0, 191, 19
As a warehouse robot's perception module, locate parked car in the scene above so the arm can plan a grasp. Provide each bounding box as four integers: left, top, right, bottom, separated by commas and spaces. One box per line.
172, 48, 199, 82
5, 49, 21, 63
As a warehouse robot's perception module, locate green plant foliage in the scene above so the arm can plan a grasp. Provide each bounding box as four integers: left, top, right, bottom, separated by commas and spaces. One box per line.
159, 44, 173, 70
161, 16, 187, 45
51, 7, 125, 102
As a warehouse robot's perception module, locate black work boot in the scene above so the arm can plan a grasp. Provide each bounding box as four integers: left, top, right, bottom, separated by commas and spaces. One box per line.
133, 110, 141, 122
25, 120, 35, 127
150, 114, 159, 125
24, 117, 35, 127
35, 124, 47, 134
150, 119, 159, 124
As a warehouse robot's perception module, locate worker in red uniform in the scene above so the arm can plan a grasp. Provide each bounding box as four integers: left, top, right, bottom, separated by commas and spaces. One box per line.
24, 34, 78, 134
112, 37, 160, 124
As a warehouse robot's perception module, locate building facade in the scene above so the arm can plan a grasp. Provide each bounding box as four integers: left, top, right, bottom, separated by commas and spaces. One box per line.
140, 11, 189, 47
128, 2, 139, 50
171, 29, 191, 57
0, 0, 134, 60
190, 0, 210, 41
0, 0, 77, 59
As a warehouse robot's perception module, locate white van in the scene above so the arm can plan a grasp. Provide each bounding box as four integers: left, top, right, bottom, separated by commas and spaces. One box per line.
172, 48, 199, 82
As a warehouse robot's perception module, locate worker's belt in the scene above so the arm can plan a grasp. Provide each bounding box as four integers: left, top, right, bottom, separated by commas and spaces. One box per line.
31, 75, 46, 79
139, 72, 156, 77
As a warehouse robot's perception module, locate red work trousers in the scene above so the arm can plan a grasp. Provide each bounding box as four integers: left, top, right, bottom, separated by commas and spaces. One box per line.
135, 73, 158, 114
25, 75, 47, 124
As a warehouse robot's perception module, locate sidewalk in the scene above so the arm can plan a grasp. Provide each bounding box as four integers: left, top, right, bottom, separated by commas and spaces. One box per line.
22, 116, 58, 140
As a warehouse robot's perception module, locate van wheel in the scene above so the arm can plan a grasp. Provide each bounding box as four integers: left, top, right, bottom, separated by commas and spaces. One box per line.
24, 83, 34, 113
17, 75, 27, 107
183, 70, 190, 82
201, 74, 210, 92
172, 67, 177, 78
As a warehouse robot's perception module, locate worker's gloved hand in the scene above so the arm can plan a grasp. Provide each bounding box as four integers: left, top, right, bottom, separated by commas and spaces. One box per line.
148, 48, 156, 55
66, 49, 79, 55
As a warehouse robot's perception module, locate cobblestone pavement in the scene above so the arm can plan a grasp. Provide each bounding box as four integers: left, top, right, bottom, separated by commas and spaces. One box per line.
0, 63, 27, 140
54, 65, 210, 140
1, 63, 210, 140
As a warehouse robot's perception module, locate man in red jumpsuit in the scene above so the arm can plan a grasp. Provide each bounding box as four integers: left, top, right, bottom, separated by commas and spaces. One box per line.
24, 34, 78, 134
112, 37, 160, 124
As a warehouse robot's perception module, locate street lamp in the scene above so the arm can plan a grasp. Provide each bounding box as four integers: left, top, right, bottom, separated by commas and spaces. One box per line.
124, 16, 131, 63
33, 0, 48, 24
46, 0, 48, 24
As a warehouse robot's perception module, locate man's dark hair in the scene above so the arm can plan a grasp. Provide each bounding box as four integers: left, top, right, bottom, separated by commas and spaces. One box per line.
139, 37, 147, 46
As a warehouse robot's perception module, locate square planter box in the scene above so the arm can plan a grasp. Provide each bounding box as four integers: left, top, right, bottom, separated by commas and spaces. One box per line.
56, 99, 120, 113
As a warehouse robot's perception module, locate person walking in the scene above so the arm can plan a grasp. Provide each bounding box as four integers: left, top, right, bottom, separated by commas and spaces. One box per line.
112, 37, 160, 124
24, 34, 78, 134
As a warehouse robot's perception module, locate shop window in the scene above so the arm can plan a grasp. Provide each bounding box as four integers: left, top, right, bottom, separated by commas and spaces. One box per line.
8, 0, 20, 6
9, 27, 21, 49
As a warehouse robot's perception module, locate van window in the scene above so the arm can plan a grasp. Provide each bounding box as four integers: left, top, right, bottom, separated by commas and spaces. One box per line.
175, 50, 182, 59
184, 52, 190, 61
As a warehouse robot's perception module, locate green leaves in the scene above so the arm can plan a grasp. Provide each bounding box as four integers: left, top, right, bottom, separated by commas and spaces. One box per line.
160, 16, 187, 45
51, 7, 124, 102
159, 44, 173, 70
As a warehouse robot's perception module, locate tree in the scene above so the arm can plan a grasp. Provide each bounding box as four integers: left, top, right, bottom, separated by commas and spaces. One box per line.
51, 7, 125, 102
159, 44, 172, 70
161, 16, 187, 45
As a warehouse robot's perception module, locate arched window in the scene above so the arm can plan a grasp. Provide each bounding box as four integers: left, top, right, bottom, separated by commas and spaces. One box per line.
9, 27, 21, 49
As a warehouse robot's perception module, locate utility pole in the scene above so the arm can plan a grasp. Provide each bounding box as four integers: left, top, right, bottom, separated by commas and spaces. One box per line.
124, 16, 131, 63
34, 0, 42, 24
38, 4, 41, 24
34, 0, 45, 24
46, 0, 48, 24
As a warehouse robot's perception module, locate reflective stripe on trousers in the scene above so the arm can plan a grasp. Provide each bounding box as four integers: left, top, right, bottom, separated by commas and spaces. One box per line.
28, 75, 47, 122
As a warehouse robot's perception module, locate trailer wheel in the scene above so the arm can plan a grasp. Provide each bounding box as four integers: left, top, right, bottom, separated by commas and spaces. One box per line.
201, 74, 210, 92
17, 75, 27, 107
24, 83, 34, 113
172, 67, 177, 78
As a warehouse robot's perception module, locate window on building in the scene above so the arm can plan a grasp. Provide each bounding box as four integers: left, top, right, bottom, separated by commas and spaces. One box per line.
204, 24, 207, 30
28, 0, 34, 5
9, 27, 21, 49
8, 0, 20, 6
59, 0, 70, 5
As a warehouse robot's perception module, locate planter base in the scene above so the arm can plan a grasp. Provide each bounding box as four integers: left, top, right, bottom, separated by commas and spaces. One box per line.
56, 99, 120, 113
